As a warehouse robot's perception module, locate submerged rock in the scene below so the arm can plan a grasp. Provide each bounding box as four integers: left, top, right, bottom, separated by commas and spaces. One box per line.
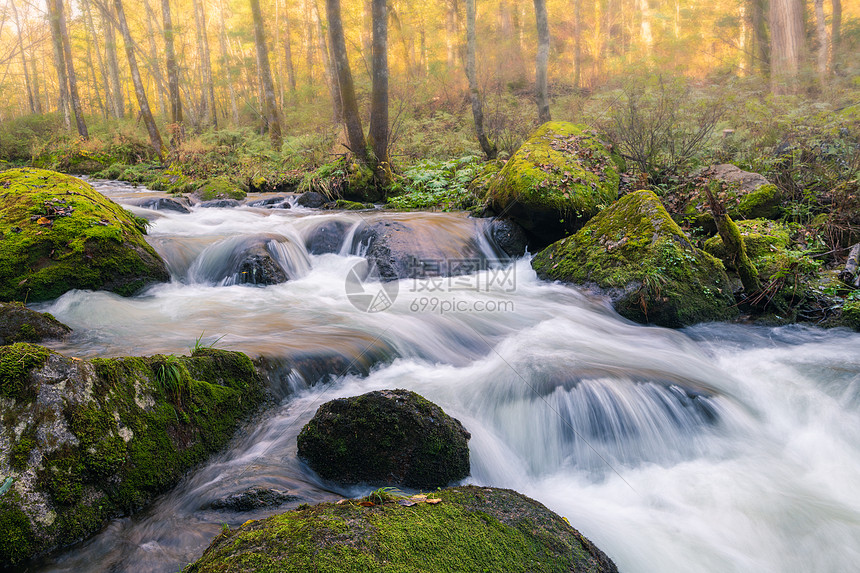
208, 487, 299, 512
532, 190, 737, 327
304, 220, 353, 255
0, 302, 70, 345
0, 168, 169, 302
0, 346, 266, 567
487, 218, 529, 258
297, 389, 470, 489
186, 486, 619, 573
487, 122, 620, 246
235, 245, 289, 285
198, 199, 241, 209
127, 196, 191, 213
246, 196, 292, 209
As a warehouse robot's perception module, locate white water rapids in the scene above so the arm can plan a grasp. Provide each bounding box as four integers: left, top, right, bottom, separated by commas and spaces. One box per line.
29, 180, 860, 573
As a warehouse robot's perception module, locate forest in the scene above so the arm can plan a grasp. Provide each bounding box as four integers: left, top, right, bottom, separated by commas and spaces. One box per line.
0, 0, 859, 572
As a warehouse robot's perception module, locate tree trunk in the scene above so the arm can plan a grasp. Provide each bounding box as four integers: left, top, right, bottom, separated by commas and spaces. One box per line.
770, 0, 805, 92
465, 0, 496, 159
704, 184, 761, 294
750, 0, 769, 74
533, 0, 551, 123
10, 0, 35, 114
313, 0, 341, 122
113, 0, 164, 157
218, 0, 239, 123
193, 0, 217, 127
29, 36, 43, 114
839, 243, 859, 284
162, 0, 183, 126
814, 0, 830, 80
84, 0, 110, 119
304, 0, 315, 86
369, 0, 389, 172
574, 0, 582, 88
284, 11, 297, 94
250, 0, 282, 147
47, 0, 71, 129
446, 0, 457, 70
103, 4, 125, 118
831, 0, 841, 55
82, 10, 107, 119
325, 0, 368, 163
143, 0, 168, 117
388, 4, 412, 79
638, 0, 653, 56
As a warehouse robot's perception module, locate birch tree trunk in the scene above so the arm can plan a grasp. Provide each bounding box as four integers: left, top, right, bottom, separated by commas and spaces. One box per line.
325, 0, 368, 162
47, 0, 71, 129
250, 0, 282, 146
533, 0, 551, 123
465, 0, 496, 159
113, 0, 164, 156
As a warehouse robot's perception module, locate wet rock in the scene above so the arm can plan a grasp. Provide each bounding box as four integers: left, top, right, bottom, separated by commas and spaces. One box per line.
194, 177, 246, 202
246, 196, 292, 209
304, 220, 352, 255
0, 302, 70, 345
532, 190, 737, 328
127, 196, 191, 213
198, 199, 241, 209
357, 217, 491, 281
297, 389, 470, 489
0, 345, 265, 567
487, 218, 529, 257
486, 122, 620, 247
235, 246, 288, 285
187, 486, 619, 573
297, 191, 327, 208
0, 168, 170, 303
208, 487, 299, 512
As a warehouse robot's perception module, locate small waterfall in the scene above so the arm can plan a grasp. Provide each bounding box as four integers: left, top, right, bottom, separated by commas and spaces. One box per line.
186, 233, 311, 286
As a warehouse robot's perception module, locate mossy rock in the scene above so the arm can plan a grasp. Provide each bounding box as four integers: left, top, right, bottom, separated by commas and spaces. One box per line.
0, 168, 169, 302
301, 157, 380, 202
684, 165, 783, 232
532, 190, 737, 327
703, 219, 791, 264
32, 150, 110, 175
297, 389, 470, 489
841, 300, 860, 330
467, 158, 505, 200
195, 177, 247, 202
185, 485, 619, 573
486, 122, 619, 246
0, 301, 70, 345
331, 199, 374, 210
0, 346, 266, 567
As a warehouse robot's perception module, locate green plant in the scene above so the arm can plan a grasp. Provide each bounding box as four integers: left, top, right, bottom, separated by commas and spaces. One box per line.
368, 486, 405, 504
387, 156, 481, 211
154, 354, 183, 403
192, 331, 225, 355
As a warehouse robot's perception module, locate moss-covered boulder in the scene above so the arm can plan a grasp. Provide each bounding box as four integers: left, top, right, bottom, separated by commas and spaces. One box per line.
532, 190, 736, 327
684, 165, 783, 231
0, 168, 169, 302
0, 346, 266, 567
0, 302, 70, 345
301, 157, 380, 202
195, 177, 247, 202
487, 122, 620, 246
185, 486, 618, 573
297, 389, 470, 489
841, 300, 860, 330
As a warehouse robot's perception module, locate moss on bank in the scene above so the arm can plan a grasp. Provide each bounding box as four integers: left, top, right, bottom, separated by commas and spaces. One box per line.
0, 168, 168, 302
185, 486, 618, 573
533, 190, 736, 327
0, 346, 266, 567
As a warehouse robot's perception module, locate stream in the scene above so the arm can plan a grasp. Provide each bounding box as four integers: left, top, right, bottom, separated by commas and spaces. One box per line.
28, 179, 860, 573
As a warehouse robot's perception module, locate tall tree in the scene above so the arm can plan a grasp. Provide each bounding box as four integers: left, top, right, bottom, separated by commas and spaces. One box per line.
84, 0, 110, 119
218, 0, 239, 123
162, 0, 182, 125
113, 0, 164, 156
56, 0, 88, 138
10, 0, 35, 114
143, 0, 167, 116
102, 3, 125, 118
770, 0, 804, 92
749, 0, 769, 74
831, 0, 841, 63
369, 0, 390, 171
250, 0, 282, 146
813, 0, 830, 80
193, 0, 217, 127
465, 0, 496, 159
313, 0, 341, 121
325, 0, 368, 162
46, 0, 71, 129
533, 0, 551, 123
284, 10, 297, 95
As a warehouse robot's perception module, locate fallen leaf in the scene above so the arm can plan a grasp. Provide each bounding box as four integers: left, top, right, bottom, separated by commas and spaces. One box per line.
358, 501, 374, 507
397, 499, 417, 507
37, 217, 52, 226
425, 498, 442, 505
410, 494, 427, 502
242, 519, 255, 527
335, 499, 348, 505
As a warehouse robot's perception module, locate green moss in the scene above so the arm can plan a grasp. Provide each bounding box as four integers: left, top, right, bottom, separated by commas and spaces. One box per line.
842, 300, 860, 330
703, 219, 791, 263
301, 157, 380, 202
0, 168, 168, 302
197, 177, 246, 201
9, 426, 37, 469
532, 190, 736, 327
736, 184, 783, 220
0, 502, 35, 566
487, 122, 619, 243
0, 343, 50, 403
186, 486, 615, 573
333, 199, 373, 210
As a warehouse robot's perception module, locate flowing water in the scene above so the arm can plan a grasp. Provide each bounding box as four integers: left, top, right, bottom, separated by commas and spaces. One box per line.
28, 180, 860, 573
